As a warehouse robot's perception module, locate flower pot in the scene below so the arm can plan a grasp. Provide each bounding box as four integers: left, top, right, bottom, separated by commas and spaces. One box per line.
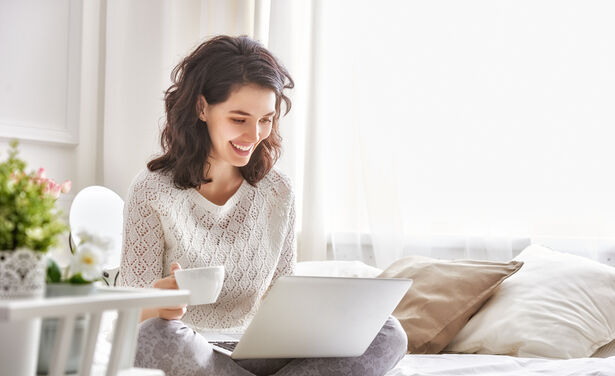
0, 249, 46, 376
0, 248, 46, 298
37, 283, 96, 375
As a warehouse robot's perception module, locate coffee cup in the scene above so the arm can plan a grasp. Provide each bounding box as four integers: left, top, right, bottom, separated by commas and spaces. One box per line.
174, 265, 225, 305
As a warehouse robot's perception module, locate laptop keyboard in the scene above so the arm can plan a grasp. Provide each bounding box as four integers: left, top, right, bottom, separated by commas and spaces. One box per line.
211, 341, 238, 352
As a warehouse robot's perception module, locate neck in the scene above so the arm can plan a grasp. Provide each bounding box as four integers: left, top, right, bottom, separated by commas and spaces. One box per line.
202, 157, 243, 191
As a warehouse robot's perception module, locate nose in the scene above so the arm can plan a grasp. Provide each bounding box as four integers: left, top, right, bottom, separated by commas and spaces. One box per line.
245, 120, 260, 143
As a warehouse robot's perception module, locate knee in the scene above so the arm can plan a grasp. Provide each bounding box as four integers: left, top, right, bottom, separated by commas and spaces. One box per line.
137, 318, 206, 353
138, 318, 190, 341
135, 319, 217, 375
135, 318, 206, 369
138, 317, 166, 337
384, 316, 408, 362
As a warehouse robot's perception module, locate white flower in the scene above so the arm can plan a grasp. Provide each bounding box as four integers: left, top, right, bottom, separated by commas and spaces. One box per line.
26, 227, 44, 241
48, 236, 72, 268
7, 179, 16, 193
70, 245, 104, 281
75, 230, 112, 250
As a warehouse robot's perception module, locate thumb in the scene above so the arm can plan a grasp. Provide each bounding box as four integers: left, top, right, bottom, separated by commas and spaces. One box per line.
170, 262, 182, 275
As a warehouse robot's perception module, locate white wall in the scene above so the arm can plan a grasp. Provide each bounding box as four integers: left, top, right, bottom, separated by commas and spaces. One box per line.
1, 0, 208, 203
0, 0, 105, 215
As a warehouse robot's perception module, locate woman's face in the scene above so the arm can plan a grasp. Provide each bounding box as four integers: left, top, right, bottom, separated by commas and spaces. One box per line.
200, 84, 276, 168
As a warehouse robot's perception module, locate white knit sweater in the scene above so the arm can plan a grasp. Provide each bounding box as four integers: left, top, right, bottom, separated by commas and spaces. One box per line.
118, 167, 296, 331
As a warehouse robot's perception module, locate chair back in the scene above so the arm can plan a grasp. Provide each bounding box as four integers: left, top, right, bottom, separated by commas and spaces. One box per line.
69, 186, 124, 285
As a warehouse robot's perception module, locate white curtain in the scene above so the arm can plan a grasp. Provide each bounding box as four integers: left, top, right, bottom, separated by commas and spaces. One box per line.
102, 1, 615, 269
295, 0, 615, 268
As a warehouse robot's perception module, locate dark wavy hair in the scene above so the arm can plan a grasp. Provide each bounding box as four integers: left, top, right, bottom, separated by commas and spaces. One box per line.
147, 35, 294, 188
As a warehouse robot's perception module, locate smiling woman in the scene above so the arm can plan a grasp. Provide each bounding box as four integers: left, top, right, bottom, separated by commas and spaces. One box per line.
146, 35, 293, 190
118, 35, 408, 376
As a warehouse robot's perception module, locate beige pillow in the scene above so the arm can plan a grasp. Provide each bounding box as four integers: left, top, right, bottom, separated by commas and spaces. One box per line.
378, 256, 523, 354
446, 245, 615, 358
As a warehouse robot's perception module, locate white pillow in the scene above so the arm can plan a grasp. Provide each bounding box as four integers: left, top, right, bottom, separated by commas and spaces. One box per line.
446, 244, 615, 358
295, 260, 382, 278
593, 338, 615, 358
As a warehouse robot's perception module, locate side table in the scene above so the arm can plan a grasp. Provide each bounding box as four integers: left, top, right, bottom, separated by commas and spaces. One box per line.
0, 286, 189, 376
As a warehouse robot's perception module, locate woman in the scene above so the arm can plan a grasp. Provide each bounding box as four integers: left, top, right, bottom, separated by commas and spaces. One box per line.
119, 35, 407, 376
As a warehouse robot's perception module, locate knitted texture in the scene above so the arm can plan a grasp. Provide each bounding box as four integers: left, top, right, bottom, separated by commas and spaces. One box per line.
118, 168, 296, 331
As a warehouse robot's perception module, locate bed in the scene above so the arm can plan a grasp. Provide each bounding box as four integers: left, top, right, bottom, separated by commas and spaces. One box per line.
89, 244, 615, 375
297, 244, 615, 376
386, 352, 615, 376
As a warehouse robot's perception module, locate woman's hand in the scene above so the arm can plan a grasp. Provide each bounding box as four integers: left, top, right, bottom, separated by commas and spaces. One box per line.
152, 262, 187, 321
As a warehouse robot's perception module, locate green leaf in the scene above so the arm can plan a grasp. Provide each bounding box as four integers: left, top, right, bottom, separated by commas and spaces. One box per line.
0, 140, 69, 252
67, 273, 91, 284
46, 258, 62, 283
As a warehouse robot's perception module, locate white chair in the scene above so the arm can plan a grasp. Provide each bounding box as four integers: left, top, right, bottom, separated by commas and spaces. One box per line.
69, 186, 125, 286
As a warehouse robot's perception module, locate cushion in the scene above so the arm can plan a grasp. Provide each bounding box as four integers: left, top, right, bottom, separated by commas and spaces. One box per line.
295, 260, 383, 278
593, 338, 615, 358
446, 244, 615, 358
378, 256, 523, 354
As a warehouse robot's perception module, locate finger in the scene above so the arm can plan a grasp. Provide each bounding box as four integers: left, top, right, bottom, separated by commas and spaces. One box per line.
170, 262, 182, 275
159, 304, 187, 310
159, 307, 186, 320
153, 276, 179, 290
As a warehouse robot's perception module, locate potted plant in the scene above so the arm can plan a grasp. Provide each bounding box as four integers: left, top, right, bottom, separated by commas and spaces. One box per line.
0, 140, 71, 298
0, 140, 71, 376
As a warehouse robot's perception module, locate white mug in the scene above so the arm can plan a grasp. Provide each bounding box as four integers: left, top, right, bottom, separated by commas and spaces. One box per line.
174, 265, 225, 305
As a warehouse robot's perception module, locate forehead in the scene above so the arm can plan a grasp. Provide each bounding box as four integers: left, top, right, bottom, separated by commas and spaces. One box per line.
217, 84, 276, 115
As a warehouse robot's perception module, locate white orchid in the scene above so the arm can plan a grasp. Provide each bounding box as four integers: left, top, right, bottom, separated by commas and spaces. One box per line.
47, 229, 112, 284
75, 230, 113, 251
69, 245, 105, 281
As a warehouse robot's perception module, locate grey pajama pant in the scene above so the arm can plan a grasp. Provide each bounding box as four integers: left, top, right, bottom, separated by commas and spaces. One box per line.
134, 316, 407, 376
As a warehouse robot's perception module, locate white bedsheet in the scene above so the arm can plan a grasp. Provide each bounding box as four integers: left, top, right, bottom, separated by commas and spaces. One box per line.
385, 353, 615, 376
96, 312, 615, 375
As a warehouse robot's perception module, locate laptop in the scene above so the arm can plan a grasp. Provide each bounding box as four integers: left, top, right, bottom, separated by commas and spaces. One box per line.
202, 275, 412, 360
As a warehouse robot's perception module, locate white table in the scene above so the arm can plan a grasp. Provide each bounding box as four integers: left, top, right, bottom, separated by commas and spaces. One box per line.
0, 286, 190, 376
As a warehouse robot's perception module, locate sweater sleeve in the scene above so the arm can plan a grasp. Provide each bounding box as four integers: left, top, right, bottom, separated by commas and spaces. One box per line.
272, 194, 297, 282
118, 173, 166, 288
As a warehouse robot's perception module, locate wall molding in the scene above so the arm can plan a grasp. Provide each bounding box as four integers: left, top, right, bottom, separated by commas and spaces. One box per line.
0, 0, 82, 146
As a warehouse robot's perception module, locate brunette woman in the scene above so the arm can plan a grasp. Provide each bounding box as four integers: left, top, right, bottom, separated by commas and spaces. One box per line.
119, 35, 407, 376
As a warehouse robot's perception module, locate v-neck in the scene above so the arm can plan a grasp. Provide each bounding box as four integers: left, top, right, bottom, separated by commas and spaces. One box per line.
189, 179, 249, 214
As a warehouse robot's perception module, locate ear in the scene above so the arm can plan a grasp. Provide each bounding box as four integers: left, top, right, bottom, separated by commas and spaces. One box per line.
197, 95, 208, 122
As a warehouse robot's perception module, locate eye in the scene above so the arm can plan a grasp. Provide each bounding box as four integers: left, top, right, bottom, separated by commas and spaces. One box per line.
260, 118, 273, 125
232, 118, 245, 124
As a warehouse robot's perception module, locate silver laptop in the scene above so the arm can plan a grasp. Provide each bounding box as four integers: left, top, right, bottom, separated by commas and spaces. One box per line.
202, 276, 412, 360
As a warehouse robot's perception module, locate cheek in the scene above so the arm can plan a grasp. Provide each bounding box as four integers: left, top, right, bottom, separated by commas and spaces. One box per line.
260, 126, 272, 141
210, 123, 237, 141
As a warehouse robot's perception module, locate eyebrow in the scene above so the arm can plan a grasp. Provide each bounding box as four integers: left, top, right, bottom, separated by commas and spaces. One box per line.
229, 110, 276, 117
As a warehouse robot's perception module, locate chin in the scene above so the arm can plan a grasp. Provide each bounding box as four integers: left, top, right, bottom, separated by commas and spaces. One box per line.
233, 161, 250, 168
229, 156, 252, 168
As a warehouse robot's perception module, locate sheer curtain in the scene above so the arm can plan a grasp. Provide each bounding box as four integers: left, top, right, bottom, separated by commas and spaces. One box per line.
103, 1, 615, 268
295, 0, 615, 268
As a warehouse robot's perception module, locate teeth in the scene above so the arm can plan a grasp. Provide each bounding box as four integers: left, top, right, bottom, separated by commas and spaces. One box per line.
231, 142, 252, 151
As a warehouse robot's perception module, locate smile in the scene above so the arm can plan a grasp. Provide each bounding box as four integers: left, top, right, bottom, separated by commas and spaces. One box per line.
230, 141, 253, 154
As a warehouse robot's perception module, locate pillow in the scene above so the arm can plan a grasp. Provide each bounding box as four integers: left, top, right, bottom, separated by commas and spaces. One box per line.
592, 338, 615, 358
377, 256, 523, 354
295, 260, 383, 278
446, 245, 615, 358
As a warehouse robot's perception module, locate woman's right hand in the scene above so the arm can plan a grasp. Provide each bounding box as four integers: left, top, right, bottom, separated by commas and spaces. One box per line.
152, 262, 187, 321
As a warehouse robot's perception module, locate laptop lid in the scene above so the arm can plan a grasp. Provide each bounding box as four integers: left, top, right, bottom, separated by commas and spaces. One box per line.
229, 276, 412, 359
